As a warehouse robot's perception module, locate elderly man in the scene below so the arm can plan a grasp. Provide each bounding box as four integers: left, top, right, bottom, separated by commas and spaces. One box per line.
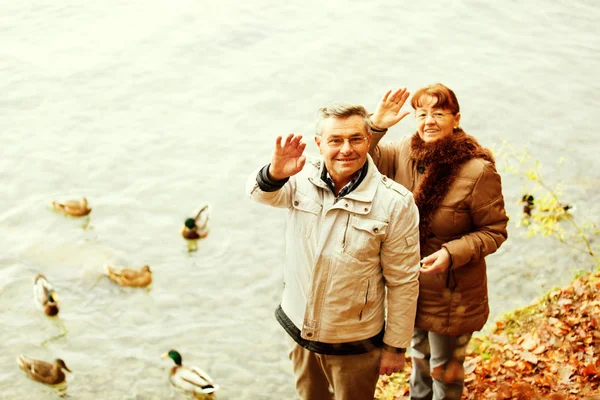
246, 101, 420, 400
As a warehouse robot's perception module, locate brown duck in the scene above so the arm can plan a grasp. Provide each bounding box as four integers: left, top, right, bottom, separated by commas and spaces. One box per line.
16, 355, 71, 385
51, 197, 92, 217
104, 264, 152, 287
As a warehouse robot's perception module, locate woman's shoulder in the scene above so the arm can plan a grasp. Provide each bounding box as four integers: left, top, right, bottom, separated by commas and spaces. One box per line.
458, 157, 496, 182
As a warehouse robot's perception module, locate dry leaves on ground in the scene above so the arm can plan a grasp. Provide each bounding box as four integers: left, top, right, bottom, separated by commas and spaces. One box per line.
375, 270, 600, 400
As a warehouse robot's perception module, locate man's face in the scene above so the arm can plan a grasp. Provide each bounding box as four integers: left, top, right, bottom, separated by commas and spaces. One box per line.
314, 115, 371, 188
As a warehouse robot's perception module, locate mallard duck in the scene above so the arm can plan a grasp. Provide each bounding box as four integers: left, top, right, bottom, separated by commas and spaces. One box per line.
33, 274, 59, 316
51, 197, 92, 217
520, 194, 535, 216
181, 205, 211, 240
520, 194, 572, 216
104, 264, 152, 287
16, 355, 71, 385
162, 349, 219, 397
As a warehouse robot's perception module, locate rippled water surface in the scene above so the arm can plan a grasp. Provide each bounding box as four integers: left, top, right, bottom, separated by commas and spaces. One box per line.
1, 1, 599, 398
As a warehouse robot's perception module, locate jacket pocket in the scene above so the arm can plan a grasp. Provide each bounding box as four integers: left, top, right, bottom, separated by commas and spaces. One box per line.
358, 279, 370, 321
344, 216, 388, 260
290, 191, 322, 238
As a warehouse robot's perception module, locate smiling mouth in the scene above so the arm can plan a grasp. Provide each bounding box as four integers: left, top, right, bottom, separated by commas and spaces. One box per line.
336, 158, 357, 162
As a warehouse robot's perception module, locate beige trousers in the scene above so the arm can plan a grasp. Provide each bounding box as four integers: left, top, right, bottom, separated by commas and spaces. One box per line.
287, 336, 382, 400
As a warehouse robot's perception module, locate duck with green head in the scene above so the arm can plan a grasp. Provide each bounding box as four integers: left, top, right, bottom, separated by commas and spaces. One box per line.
181, 205, 211, 240
520, 194, 535, 216
162, 349, 219, 397
33, 274, 59, 316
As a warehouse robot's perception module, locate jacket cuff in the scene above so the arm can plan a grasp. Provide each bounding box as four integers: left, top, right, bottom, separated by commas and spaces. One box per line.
382, 343, 406, 354
441, 245, 454, 269
442, 239, 470, 269
370, 125, 388, 133
256, 164, 289, 192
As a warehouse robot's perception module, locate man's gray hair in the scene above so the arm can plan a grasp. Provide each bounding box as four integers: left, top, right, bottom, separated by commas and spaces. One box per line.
315, 102, 373, 136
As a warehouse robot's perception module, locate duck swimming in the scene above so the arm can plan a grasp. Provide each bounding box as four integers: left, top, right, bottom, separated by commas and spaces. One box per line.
104, 265, 152, 287
16, 355, 71, 385
33, 274, 59, 316
520, 194, 535, 216
181, 205, 211, 240
51, 197, 92, 217
162, 349, 219, 398
520, 194, 572, 217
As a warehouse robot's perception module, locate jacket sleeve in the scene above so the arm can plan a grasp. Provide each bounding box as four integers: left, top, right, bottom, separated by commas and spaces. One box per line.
246, 166, 295, 209
442, 162, 509, 269
380, 193, 421, 348
369, 130, 400, 179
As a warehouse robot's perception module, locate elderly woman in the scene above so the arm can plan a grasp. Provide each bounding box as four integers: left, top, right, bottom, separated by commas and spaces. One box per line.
368, 84, 509, 400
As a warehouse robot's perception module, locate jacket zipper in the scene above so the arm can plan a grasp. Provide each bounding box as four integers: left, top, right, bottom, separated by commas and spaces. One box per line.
359, 280, 370, 321
341, 214, 350, 252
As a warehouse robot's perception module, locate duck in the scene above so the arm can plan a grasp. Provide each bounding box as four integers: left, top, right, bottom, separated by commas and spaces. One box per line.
51, 197, 92, 217
162, 349, 219, 397
33, 274, 59, 316
104, 264, 152, 287
16, 355, 71, 385
181, 205, 211, 240
520, 194, 573, 217
520, 194, 535, 216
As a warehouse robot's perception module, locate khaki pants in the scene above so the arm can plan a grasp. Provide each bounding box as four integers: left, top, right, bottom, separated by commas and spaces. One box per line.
287, 336, 382, 400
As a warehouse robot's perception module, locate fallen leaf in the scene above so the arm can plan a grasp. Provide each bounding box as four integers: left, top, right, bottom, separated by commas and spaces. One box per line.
521, 337, 537, 351
583, 363, 597, 376
532, 344, 546, 354
519, 351, 538, 365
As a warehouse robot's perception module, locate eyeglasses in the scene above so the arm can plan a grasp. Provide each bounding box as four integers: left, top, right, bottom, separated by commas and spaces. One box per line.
415, 111, 453, 121
325, 136, 368, 149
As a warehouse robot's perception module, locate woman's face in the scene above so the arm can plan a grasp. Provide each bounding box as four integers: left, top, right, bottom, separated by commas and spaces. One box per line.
415, 95, 461, 143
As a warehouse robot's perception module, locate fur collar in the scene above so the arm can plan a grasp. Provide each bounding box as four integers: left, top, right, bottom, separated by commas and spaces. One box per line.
410, 131, 495, 240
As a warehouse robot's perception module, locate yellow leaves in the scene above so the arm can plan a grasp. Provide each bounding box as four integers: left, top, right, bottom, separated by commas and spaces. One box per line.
498, 145, 598, 267
525, 169, 540, 181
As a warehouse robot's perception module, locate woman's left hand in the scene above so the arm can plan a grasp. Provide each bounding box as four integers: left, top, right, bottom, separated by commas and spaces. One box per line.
420, 248, 451, 275
370, 87, 411, 130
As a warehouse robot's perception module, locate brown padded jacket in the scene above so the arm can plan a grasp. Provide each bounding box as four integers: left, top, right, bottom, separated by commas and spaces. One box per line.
371, 131, 508, 335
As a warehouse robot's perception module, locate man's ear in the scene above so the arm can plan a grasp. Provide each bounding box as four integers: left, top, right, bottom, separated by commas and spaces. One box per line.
314, 135, 322, 153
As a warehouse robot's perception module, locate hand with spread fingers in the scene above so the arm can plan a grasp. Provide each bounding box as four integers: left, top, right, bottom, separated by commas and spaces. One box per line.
379, 350, 406, 376
370, 87, 411, 130
420, 248, 451, 275
268, 133, 307, 181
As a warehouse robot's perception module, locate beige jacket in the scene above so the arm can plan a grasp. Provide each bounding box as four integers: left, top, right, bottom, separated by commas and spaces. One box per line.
372, 134, 508, 335
246, 155, 421, 348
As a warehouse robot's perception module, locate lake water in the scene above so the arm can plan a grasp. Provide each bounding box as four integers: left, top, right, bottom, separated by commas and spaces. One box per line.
1, 1, 599, 399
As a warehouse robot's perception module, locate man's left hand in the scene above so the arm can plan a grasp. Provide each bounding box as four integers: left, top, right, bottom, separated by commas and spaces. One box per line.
379, 350, 405, 375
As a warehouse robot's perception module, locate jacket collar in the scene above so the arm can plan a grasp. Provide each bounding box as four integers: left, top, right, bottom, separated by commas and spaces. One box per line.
308, 154, 379, 204
410, 131, 495, 240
